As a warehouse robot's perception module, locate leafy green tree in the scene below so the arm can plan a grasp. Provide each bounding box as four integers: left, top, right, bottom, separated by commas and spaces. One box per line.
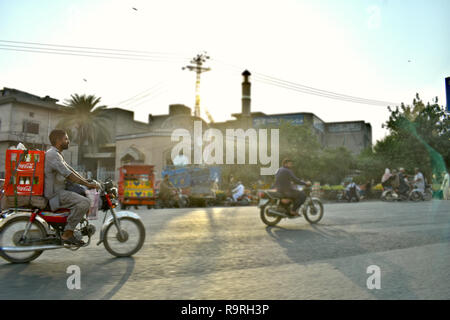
278, 121, 322, 181
56, 94, 112, 165
317, 147, 356, 185
356, 94, 449, 184
382, 94, 449, 180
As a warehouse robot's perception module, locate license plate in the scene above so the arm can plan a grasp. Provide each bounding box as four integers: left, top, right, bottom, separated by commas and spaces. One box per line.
258, 198, 269, 207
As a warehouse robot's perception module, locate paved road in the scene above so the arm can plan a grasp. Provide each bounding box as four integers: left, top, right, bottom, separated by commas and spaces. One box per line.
0, 200, 449, 300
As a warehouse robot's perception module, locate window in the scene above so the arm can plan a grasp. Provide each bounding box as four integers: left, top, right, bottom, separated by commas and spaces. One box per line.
23, 120, 39, 134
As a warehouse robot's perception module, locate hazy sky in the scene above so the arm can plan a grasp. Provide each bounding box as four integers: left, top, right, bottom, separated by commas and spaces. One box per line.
1, 0, 449, 143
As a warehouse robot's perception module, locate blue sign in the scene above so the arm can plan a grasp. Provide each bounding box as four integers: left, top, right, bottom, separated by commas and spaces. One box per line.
252, 114, 304, 128
446, 77, 450, 113
162, 165, 221, 189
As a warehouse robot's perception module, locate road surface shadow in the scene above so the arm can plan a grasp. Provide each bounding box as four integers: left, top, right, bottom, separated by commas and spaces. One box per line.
265, 224, 420, 299
0, 256, 136, 299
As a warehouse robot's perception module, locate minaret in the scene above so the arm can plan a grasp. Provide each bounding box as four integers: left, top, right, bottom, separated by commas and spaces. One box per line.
242, 70, 251, 116
241, 70, 252, 128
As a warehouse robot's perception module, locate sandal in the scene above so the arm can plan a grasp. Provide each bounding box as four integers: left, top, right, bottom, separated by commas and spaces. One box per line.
289, 211, 300, 217
62, 236, 85, 246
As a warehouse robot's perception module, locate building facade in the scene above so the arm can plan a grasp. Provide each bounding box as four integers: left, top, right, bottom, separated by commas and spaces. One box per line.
0, 88, 79, 178
1, 70, 372, 182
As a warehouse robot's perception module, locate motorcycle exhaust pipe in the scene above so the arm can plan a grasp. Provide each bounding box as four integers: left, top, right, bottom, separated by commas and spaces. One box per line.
267, 208, 288, 218
0, 245, 64, 253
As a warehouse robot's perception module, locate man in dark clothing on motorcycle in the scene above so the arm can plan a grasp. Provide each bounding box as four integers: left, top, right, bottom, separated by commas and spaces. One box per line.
274, 159, 311, 216
159, 174, 176, 204
398, 168, 410, 197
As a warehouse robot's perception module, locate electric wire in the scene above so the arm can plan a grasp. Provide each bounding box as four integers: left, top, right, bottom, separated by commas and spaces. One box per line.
212, 58, 400, 107
119, 84, 169, 109
0, 40, 401, 107
0, 45, 185, 62
115, 82, 167, 107
0, 39, 188, 58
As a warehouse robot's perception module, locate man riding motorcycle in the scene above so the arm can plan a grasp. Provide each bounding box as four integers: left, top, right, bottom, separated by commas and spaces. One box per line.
159, 174, 176, 205
273, 158, 311, 217
344, 180, 360, 202
231, 180, 245, 202
44, 129, 100, 246
413, 168, 426, 195
398, 168, 411, 198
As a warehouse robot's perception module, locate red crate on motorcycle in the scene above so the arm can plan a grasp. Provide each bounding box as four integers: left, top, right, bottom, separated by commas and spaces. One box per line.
4, 150, 45, 196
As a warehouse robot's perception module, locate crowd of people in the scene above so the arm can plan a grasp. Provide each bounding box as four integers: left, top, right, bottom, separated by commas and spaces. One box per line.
381, 167, 450, 200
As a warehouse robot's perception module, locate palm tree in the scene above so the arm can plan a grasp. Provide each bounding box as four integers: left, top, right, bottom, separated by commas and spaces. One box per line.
57, 94, 112, 168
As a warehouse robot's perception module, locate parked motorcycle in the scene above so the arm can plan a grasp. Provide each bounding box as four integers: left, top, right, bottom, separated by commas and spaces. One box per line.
258, 185, 324, 227
0, 178, 146, 263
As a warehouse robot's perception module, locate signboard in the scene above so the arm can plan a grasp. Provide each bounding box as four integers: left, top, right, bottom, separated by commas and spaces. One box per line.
446, 77, 450, 113
328, 122, 362, 133
252, 114, 304, 128
313, 116, 325, 132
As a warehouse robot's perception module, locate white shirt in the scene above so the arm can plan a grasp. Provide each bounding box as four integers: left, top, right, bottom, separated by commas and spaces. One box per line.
232, 184, 244, 200
345, 182, 360, 192
414, 172, 425, 191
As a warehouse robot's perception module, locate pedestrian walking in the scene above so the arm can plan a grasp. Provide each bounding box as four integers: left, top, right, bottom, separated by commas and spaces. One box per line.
441, 171, 450, 200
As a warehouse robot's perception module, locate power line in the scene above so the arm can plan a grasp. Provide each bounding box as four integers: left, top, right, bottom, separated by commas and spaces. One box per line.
115, 82, 166, 107
125, 87, 169, 109
253, 76, 396, 106
117, 83, 168, 108
212, 58, 400, 107
0, 45, 185, 62
0, 43, 188, 61
253, 74, 398, 106
0, 39, 401, 107
0, 39, 187, 58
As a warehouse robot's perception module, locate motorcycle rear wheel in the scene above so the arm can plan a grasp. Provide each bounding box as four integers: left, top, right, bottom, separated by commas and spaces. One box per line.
103, 217, 145, 257
260, 205, 282, 227
0, 216, 46, 263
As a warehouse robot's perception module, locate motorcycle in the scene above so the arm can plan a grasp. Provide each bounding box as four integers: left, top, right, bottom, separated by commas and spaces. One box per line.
381, 184, 432, 202
381, 187, 406, 201
337, 187, 360, 202
157, 188, 189, 208
225, 193, 252, 206
258, 185, 324, 227
0, 178, 146, 263
409, 184, 433, 202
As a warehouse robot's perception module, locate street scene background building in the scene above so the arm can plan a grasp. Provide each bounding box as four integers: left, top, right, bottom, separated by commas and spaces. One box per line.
0, 71, 372, 181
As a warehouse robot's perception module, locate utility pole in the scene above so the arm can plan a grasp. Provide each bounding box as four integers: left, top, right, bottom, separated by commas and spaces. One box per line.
182, 52, 213, 120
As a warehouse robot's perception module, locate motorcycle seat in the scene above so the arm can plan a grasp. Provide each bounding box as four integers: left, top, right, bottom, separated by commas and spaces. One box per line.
39, 208, 71, 223
266, 190, 283, 198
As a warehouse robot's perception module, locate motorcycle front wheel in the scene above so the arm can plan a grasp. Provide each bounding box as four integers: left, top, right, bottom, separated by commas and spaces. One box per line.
409, 191, 422, 202
260, 205, 282, 227
103, 217, 146, 257
382, 191, 395, 202
0, 216, 46, 263
303, 199, 324, 224
177, 196, 189, 208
